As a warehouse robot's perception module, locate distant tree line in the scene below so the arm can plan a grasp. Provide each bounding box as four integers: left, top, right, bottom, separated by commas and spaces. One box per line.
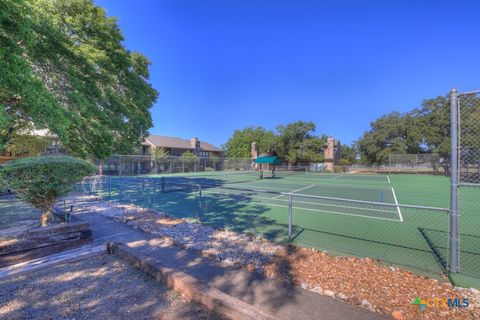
223, 94, 462, 168
223, 121, 327, 164
355, 95, 451, 166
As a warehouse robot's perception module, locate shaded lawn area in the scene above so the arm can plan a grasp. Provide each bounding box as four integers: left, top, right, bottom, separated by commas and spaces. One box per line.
0, 196, 40, 239
0, 254, 224, 320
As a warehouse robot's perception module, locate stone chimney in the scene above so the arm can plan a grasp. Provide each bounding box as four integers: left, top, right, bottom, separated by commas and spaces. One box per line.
324, 137, 335, 172
191, 137, 200, 150
251, 142, 259, 159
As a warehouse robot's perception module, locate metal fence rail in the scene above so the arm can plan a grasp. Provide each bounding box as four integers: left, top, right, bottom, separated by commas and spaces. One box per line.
284, 192, 450, 273
388, 154, 444, 174
73, 88, 480, 281
78, 175, 452, 276
454, 89, 480, 278
97, 155, 253, 175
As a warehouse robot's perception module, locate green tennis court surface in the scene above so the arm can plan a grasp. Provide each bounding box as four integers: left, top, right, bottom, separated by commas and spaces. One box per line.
83, 172, 480, 285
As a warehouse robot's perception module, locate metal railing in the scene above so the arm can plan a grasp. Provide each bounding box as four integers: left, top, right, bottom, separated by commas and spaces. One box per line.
78, 175, 452, 276
452, 89, 480, 278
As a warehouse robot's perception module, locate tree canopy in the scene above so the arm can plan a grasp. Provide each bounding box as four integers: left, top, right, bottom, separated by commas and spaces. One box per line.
223, 127, 277, 158
223, 121, 327, 163
356, 95, 450, 165
0, 0, 158, 159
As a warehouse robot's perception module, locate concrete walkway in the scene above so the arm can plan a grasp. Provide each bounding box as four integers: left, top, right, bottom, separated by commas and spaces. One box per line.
76, 206, 387, 320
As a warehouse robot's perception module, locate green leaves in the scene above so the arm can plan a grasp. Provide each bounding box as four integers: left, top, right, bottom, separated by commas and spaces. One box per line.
276, 121, 325, 163
223, 127, 278, 158
1, 0, 158, 159
150, 147, 169, 164
223, 121, 326, 163
357, 95, 451, 165
0, 156, 95, 224
180, 151, 198, 165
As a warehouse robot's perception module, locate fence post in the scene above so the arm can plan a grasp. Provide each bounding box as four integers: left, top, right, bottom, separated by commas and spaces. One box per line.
288, 193, 293, 241
119, 176, 123, 200
449, 88, 459, 273
108, 175, 112, 202
415, 154, 418, 174
153, 180, 156, 208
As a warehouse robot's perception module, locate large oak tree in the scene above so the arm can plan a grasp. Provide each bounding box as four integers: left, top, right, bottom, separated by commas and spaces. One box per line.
223, 121, 326, 164
0, 0, 158, 158
356, 95, 451, 167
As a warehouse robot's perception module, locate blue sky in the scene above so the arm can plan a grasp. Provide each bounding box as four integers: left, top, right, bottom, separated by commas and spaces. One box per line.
96, 0, 480, 148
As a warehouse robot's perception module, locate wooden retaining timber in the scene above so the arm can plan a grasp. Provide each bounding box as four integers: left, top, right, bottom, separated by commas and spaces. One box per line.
0, 245, 105, 280
0, 156, 17, 165
107, 242, 279, 320
0, 215, 92, 268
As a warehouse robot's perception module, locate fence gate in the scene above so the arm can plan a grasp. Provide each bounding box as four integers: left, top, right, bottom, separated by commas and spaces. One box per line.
450, 89, 480, 278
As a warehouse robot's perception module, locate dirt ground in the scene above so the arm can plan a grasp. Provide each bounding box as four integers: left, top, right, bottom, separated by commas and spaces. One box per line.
265, 246, 480, 320
0, 254, 224, 320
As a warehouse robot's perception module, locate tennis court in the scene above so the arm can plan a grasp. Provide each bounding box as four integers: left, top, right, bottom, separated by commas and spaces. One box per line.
82, 171, 480, 282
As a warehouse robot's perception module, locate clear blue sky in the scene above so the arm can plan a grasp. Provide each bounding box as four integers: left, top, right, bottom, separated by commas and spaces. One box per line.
95, 0, 479, 148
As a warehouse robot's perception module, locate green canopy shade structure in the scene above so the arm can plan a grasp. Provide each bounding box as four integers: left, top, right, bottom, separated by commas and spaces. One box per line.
254, 156, 280, 165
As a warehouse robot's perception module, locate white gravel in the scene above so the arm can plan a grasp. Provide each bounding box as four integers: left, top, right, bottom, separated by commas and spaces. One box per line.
63, 194, 282, 269
0, 254, 223, 320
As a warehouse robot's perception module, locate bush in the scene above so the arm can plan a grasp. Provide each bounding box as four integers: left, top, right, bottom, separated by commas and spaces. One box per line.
0, 156, 95, 226
333, 166, 344, 173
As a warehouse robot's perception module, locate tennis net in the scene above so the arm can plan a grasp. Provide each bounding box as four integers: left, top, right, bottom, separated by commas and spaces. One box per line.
268, 166, 307, 177
162, 171, 260, 193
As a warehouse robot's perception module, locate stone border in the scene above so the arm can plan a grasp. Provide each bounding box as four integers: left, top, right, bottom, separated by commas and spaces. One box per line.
107, 242, 279, 320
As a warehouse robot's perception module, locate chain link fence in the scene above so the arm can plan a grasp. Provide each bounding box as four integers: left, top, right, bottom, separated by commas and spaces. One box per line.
98, 155, 253, 175
71, 87, 480, 282
388, 154, 445, 174
455, 90, 480, 279
287, 193, 450, 274
78, 175, 451, 275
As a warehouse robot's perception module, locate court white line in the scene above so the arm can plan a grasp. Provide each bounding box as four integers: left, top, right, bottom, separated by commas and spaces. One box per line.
387, 176, 391, 184
272, 184, 315, 199
202, 191, 401, 217
330, 174, 343, 180
284, 175, 389, 184
260, 179, 390, 189
234, 183, 393, 192
261, 202, 403, 222
391, 187, 403, 222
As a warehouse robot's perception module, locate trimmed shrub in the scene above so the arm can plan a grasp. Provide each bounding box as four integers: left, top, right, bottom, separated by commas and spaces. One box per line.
0, 156, 95, 226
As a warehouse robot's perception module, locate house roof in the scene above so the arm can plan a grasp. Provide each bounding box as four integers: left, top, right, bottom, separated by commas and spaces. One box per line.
144, 135, 222, 152
255, 156, 281, 164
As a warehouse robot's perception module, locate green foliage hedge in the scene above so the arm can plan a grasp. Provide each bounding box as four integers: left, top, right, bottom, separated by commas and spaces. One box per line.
0, 156, 95, 225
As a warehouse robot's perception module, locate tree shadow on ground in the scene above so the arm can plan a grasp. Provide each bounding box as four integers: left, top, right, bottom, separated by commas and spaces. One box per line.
73, 177, 308, 315
0, 254, 224, 320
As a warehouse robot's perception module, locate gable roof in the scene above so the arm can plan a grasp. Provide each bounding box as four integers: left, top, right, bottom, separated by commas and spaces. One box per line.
144, 135, 222, 152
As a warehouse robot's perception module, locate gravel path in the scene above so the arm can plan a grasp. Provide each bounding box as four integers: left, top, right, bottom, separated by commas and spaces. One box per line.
63, 193, 480, 320
65, 194, 282, 270
0, 254, 224, 320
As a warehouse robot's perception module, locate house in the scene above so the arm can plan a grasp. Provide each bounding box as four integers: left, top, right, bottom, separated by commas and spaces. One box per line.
0, 128, 61, 164
99, 135, 224, 175
141, 135, 223, 158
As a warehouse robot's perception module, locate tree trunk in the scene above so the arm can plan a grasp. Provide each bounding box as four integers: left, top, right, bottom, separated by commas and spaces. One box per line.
40, 208, 51, 226
98, 159, 104, 176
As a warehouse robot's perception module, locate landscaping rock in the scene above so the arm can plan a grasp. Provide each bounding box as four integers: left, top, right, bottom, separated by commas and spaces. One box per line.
323, 290, 335, 298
